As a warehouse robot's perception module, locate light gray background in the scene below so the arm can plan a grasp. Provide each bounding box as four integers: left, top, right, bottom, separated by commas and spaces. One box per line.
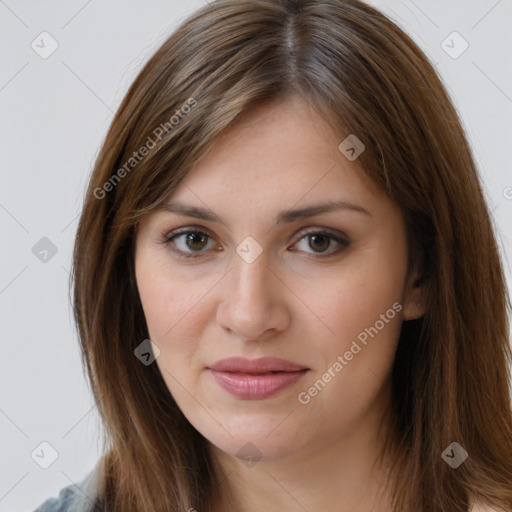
1, 1, 511, 511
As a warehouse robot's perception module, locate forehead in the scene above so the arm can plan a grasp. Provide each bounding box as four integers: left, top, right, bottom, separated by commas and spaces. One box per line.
169, 96, 384, 216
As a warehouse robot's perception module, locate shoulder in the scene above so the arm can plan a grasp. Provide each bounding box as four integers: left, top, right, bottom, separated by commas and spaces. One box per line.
31, 483, 85, 512
31, 462, 104, 512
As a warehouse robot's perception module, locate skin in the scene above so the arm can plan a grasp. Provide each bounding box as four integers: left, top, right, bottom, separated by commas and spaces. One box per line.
134, 94, 425, 512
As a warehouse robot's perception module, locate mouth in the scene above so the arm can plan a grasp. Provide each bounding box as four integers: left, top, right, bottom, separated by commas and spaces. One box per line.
223, 371, 296, 375
208, 356, 309, 373
207, 357, 310, 399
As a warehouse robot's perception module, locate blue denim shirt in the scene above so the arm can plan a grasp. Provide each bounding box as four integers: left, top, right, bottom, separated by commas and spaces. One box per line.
32, 483, 87, 512
31, 464, 101, 512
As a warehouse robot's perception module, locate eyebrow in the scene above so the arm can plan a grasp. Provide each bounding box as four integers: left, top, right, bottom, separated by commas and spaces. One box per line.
161, 199, 371, 225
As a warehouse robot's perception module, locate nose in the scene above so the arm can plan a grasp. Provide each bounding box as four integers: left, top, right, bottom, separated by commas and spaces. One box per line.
216, 251, 291, 341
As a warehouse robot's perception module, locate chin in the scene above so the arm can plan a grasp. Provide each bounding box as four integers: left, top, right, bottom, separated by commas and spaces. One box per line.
202, 414, 309, 462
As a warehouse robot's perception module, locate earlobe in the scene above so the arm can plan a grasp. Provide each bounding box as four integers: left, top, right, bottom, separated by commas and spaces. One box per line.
403, 299, 425, 321
402, 271, 425, 320
415, 302, 425, 319
402, 300, 424, 321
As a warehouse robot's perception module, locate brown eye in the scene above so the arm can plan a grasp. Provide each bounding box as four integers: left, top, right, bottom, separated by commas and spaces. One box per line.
163, 229, 219, 258
292, 230, 350, 258
183, 232, 209, 251
308, 234, 331, 252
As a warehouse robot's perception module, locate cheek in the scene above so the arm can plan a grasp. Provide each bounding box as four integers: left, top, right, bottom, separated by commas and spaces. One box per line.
135, 252, 222, 396
312, 262, 405, 347
136, 263, 207, 400
136, 253, 207, 343
297, 278, 402, 434
298, 251, 405, 409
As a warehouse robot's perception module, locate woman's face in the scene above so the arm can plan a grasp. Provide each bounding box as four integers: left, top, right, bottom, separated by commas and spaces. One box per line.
135, 95, 422, 462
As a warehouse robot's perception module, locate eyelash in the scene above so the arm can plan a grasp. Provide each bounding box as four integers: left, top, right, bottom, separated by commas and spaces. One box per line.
159, 226, 350, 260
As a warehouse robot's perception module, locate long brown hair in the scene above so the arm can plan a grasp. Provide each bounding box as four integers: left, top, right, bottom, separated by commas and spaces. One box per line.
71, 0, 512, 510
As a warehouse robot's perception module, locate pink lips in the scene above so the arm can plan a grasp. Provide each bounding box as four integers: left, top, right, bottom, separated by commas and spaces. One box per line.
208, 357, 309, 399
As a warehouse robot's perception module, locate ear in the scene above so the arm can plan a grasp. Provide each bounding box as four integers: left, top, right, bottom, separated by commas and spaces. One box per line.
402, 267, 425, 321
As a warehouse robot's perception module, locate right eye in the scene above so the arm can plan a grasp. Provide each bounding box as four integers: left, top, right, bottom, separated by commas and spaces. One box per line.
162, 228, 222, 259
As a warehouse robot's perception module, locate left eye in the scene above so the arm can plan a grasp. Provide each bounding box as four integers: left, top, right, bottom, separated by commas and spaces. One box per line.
163, 229, 349, 259
292, 232, 350, 256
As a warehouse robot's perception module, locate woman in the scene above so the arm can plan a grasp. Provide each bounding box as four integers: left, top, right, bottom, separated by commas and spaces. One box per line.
33, 0, 512, 511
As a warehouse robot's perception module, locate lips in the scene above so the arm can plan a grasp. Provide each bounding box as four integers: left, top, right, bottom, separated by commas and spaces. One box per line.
208, 357, 308, 373
207, 357, 309, 399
